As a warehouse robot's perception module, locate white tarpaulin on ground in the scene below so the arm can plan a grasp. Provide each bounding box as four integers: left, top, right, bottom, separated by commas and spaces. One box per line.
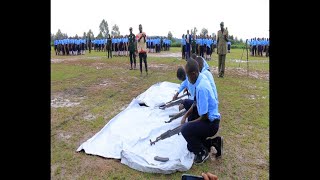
77, 81, 194, 174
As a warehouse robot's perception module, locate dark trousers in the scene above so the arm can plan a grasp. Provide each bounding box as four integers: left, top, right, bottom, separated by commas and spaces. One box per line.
186, 44, 190, 59
182, 45, 186, 59
192, 45, 196, 54
130, 51, 136, 67
218, 54, 226, 77
182, 99, 199, 121
200, 45, 204, 58
139, 53, 148, 73
253, 45, 257, 56
258, 45, 262, 56
107, 48, 112, 58
181, 103, 220, 154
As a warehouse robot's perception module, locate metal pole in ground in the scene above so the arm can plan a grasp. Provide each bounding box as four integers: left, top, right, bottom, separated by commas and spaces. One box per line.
246, 39, 249, 76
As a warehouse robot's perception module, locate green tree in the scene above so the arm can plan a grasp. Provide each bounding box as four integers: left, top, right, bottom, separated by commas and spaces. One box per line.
104, 20, 109, 36
201, 28, 208, 36
96, 32, 104, 39
83, 32, 86, 39
111, 24, 120, 36
55, 29, 63, 40
63, 33, 68, 39
99, 19, 109, 37
168, 31, 173, 40
193, 27, 197, 35
87, 29, 94, 39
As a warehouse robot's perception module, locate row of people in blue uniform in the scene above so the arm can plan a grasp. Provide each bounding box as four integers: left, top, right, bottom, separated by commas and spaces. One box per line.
247, 38, 269, 57
181, 35, 217, 61
54, 39, 87, 56
53, 36, 172, 56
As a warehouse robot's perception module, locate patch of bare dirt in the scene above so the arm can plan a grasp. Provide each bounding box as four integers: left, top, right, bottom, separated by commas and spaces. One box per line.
147, 52, 181, 58
230, 59, 269, 63
224, 67, 269, 80
83, 113, 96, 121
51, 91, 86, 108
51, 56, 102, 64
243, 94, 268, 100
51, 97, 81, 108
51, 58, 65, 63
86, 78, 125, 93
58, 132, 72, 140
148, 63, 175, 71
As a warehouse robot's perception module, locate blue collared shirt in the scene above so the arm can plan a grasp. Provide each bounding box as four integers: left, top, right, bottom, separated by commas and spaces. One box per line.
178, 77, 195, 100
202, 57, 210, 71
201, 68, 218, 101
192, 73, 220, 121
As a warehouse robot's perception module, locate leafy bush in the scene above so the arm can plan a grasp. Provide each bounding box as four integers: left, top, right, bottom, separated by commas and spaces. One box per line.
171, 42, 181, 47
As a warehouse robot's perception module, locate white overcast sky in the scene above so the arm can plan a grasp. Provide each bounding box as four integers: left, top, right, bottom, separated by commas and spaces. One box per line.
51, 0, 269, 40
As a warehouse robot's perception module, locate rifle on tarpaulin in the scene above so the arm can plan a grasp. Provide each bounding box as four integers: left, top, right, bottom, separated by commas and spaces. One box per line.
165, 109, 187, 123
158, 93, 189, 110
150, 125, 182, 145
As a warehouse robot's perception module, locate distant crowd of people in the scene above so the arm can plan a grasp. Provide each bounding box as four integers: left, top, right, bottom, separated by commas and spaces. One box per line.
54, 39, 87, 56
248, 38, 269, 57
53, 36, 171, 56
181, 30, 218, 61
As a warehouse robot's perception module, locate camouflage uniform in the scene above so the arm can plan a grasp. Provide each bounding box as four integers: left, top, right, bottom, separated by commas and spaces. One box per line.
217, 22, 228, 77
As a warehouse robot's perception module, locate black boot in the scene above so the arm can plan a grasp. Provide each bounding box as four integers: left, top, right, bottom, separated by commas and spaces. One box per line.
212, 136, 223, 158
194, 148, 209, 164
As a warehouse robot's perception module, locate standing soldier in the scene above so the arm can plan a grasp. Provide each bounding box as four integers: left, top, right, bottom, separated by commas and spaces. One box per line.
217, 21, 228, 78
191, 34, 196, 54
88, 35, 91, 53
128, 27, 136, 70
136, 24, 148, 76
185, 30, 192, 59
54, 39, 58, 55
181, 34, 185, 59
107, 34, 112, 58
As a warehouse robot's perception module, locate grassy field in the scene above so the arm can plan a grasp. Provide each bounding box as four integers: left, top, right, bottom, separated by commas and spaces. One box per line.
51, 47, 269, 179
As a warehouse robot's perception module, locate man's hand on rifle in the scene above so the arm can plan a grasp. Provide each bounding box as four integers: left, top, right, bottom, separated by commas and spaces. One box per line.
172, 92, 179, 101
183, 88, 189, 95
181, 115, 187, 125
179, 104, 184, 111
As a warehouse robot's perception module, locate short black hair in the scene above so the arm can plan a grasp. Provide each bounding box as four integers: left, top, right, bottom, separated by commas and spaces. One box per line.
185, 59, 199, 74
187, 57, 194, 61
195, 57, 204, 71
191, 53, 197, 60
177, 66, 186, 81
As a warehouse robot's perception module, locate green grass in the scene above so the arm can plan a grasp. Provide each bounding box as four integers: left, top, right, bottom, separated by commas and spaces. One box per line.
51, 47, 269, 179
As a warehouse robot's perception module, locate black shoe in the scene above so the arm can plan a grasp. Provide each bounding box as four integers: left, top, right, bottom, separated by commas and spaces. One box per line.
213, 136, 223, 158
130, 67, 133, 70
194, 148, 209, 164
